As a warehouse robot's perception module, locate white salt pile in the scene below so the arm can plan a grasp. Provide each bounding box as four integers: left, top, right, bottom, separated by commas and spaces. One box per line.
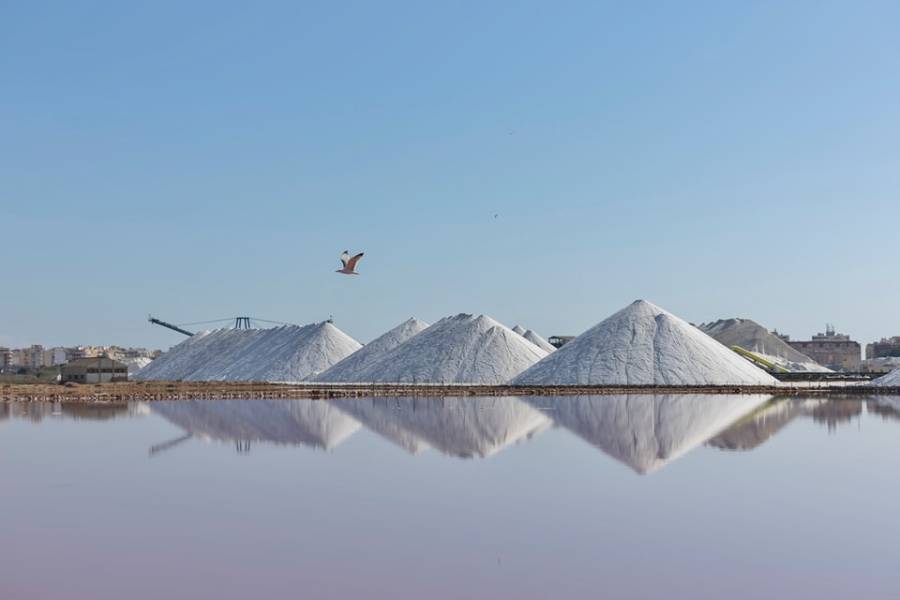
523, 394, 770, 473
124, 356, 153, 374
152, 399, 361, 450
315, 317, 429, 383
512, 300, 779, 386
324, 313, 547, 384
523, 329, 556, 353
136, 322, 361, 382
336, 396, 549, 458
511, 324, 526, 336
699, 318, 830, 373
869, 368, 900, 387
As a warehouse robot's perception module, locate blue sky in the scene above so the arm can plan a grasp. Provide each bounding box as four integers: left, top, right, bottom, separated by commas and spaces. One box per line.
2, 1, 899, 350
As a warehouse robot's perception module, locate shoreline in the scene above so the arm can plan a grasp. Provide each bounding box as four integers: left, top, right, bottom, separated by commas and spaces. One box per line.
2, 380, 898, 403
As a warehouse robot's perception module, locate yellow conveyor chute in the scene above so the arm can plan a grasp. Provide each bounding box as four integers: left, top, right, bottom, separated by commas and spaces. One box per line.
730, 345, 790, 374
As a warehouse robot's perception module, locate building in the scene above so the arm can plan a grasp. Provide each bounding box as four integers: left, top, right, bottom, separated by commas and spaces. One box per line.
788, 324, 861, 372
0, 347, 10, 370
548, 335, 575, 349
60, 357, 128, 384
866, 336, 900, 360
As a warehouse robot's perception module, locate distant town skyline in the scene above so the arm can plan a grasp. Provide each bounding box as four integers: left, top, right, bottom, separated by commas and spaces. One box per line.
3, 1, 900, 350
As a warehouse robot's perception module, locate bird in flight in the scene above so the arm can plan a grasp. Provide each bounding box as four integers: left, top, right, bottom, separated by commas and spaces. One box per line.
336, 250, 364, 275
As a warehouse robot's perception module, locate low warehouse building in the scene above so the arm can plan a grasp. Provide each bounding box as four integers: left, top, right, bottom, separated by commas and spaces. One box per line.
61, 357, 128, 383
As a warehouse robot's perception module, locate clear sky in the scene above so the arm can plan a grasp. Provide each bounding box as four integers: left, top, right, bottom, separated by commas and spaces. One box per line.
2, 1, 899, 350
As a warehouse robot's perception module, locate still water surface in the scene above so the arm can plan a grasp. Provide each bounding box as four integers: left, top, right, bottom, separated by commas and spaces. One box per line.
2, 395, 899, 599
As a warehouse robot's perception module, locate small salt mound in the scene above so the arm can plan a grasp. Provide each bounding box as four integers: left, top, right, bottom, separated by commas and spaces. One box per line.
511, 324, 526, 336
315, 317, 429, 383
203, 322, 361, 382
523, 329, 556, 353
523, 394, 771, 473
869, 368, 900, 387
699, 318, 830, 373
124, 356, 153, 374
512, 300, 778, 386
136, 322, 361, 382
152, 399, 361, 450
338, 313, 548, 384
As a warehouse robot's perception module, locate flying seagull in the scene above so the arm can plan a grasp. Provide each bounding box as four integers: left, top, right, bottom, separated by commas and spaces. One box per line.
336, 250, 364, 275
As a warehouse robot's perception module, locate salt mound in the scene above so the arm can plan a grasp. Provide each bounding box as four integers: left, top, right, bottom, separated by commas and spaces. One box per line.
870, 368, 900, 387
523, 394, 770, 473
152, 399, 360, 450
315, 317, 429, 382
512, 300, 778, 386
337, 314, 548, 384
699, 318, 829, 373
199, 323, 360, 382
511, 324, 526, 335
523, 329, 556, 353
124, 356, 153, 374
136, 322, 361, 382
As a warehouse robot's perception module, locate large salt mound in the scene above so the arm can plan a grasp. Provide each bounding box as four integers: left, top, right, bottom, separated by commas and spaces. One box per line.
699, 318, 830, 373
337, 314, 548, 384
136, 322, 361, 382
512, 300, 778, 386
315, 317, 429, 383
523, 394, 770, 473
523, 329, 556, 353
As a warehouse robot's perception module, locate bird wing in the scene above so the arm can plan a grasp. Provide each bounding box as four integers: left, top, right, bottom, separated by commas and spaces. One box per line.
340, 251, 350, 268
347, 252, 364, 271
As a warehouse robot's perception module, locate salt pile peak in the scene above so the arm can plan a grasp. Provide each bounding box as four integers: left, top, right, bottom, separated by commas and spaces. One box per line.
511, 324, 526, 336
336, 313, 548, 384
315, 317, 429, 383
209, 322, 360, 382
512, 300, 779, 386
136, 322, 361, 383
523, 329, 556, 353
699, 318, 829, 373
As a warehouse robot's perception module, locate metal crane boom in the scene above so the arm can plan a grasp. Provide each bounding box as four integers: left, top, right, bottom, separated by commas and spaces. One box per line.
148, 315, 194, 337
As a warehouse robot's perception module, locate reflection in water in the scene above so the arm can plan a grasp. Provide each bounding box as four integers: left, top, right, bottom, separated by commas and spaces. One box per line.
5, 395, 897, 472
333, 396, 550, 458
152, 400, 360, 451
710, 397, 867, 451
868, 396, 900, 421
708, 398, 825, 451
0, 401, 134, 422
524, 394, 772, 473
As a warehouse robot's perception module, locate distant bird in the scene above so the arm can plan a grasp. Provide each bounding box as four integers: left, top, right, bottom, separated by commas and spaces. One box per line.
336, 250, 364, 275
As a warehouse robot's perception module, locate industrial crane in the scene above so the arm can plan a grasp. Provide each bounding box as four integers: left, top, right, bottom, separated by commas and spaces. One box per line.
148, 315, 299, 336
